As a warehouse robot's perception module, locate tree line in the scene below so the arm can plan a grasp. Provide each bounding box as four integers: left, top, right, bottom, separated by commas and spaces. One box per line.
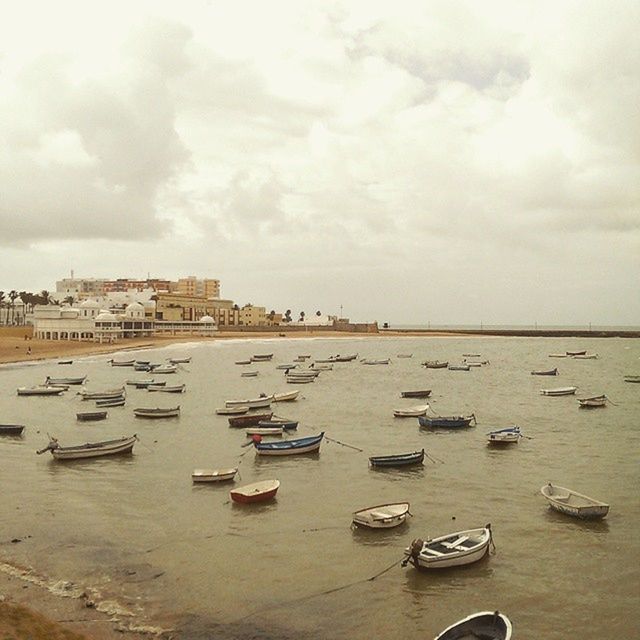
0, 290, 52, 325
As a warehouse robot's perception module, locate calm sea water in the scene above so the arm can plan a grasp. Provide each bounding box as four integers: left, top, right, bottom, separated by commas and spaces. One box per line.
1, 336, 639, 638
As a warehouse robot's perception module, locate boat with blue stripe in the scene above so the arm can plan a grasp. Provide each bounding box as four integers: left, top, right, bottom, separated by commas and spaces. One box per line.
253, 432, 324, 456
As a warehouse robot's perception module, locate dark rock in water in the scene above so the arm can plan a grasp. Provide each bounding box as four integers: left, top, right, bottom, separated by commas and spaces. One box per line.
10, 538, 21, 543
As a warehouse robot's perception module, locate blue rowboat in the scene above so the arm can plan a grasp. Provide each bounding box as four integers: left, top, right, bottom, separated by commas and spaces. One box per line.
254, 432, 324, 456
369, 449, 425, 468
418, 414, 476, 429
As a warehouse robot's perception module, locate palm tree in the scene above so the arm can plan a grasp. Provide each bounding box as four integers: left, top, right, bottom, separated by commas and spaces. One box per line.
316, 310, 321, 316
63, 295, 75, 306
8, 290, 18, 324
40, 290, 51, 305
284, 309, 292, 323
299, 311, 305, 322
0, 291, 5, 324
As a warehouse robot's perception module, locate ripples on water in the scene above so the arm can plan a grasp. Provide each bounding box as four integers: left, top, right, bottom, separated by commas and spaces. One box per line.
1, 336, 639, 638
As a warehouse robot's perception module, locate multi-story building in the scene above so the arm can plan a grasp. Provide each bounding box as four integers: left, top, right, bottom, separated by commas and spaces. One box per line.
103, 278, 173, 293
154, 293, 239, 326
175, 276, 220, 299
239, 304, 267, 326
55, 277, 107, 300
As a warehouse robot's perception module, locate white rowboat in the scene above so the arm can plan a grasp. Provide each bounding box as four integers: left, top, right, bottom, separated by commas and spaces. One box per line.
352, 502, 410, 529
192, 468, 237, 483
540, 386, 577, 396
272, 390, 300, 402
434, 611, 512, 640
225, 396, 273, 409
540, 483, 609, 519
393, 404, 429, 418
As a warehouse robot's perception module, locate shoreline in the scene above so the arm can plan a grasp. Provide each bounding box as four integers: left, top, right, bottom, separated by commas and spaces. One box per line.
1, 326, 637, 366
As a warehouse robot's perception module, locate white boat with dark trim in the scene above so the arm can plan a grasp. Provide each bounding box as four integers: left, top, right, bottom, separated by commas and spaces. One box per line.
79, 387, 125, 400
192, 468, 237, 483
153, 364, 178, 374
434, 611, 512, 640
540, 386, 577, 396
225, 396, 273, 409
352, 502, 411, 529
393, 404, 429, 418
45, 375, 87, 385
17, 386, 65, 396
403, 525, 492, 570
147, 383, 186, 393
216, 406, 249, 415
133, 406, 180, 419
487, 426, 521, 444
541, 483, 609, 519
578, 394, 607, 408
37, 435, 137, 460
168, 356, 191, 364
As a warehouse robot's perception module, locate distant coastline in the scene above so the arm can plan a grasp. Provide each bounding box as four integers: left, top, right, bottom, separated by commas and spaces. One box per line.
382, 326, 640, 338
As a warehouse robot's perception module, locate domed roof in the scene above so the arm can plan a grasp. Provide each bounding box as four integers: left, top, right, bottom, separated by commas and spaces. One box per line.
95, 312, 118, 322
80, 299, 100, 308
200, 315, 215, 323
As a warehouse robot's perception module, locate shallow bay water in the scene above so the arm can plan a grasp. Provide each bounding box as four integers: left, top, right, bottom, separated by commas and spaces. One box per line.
1, 336, 639, 638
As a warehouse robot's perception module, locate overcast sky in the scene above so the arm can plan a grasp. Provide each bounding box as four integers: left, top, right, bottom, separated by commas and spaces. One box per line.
1, 1, 638, 325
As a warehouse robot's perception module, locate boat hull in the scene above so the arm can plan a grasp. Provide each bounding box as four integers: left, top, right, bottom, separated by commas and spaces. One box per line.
48, 436, 137, 460
230, 480, 280, 503
0, 424, 25, 435
369, 450, 425, 467
541, 484, 609, 519
418, 415, 475, 429
254, 434, 323, 456
435, 611, 512, 640
352, 502, 410, 529
192, 468, 237, 483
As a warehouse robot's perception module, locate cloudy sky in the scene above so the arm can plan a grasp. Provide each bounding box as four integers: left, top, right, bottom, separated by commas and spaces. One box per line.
1, 0, 638, 325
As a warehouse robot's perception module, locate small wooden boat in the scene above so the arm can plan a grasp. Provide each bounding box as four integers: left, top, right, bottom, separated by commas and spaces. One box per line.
487, 426, 521, 444
37, 435, 137, 460
548, 353, 568, 358
352, 502, 411, 529
287, 369, 320, 377
286, 376, 314, 384
624, 375, 640, 383
192, 468, 237, 483
230, 479, 279, 503
578, 395, 607, 408
76, 411, 108, 422
334, 354, 358, 362
58, 360, 73, 365
462, 353, 480, 357
110, 359, 135, 367
225, 396, 273, 409
393, 405, 429, 418
531, 367, 558, 376
362, 358, 391, 365
434, 611, 512, 640
541, 483, 609, 519
134, 364, 152, 372
135, 360, 150, 365
465, 361, 484, 367
401, 389, 432, 399
448, 364, 470, 371
153, 365, 178, 374
418, 414, 476, 429
228, 412, 273, 428
397, 354, 413, 358
369, 449, 425, 468
245, 426, 284, 436
565, 350, 586, 356
572, 353, 598, 359
79, 387, 125, 400
314, 357, 336, 363
147, 383, 186, 393
17, 386, 65, 396
540, 386, 577, 396
216, 406, 249, 415
403, 524, 492, 570
422, 360, 448, 369
253, 432, 324, 456
297, 354, 311, 359
272, 390, 300, 402
45, 375, 87, 385
241, 371, 259, 377
276, 364, 297, 370
168, 356, 191, 364
309, 363, 333, 370
96, 397, 125, 408
251, 353, 274, 362
257, 419, 298, 430
126, 378, 158, 388
235, 360, 252, 365
0, 424, 25, 435
133, 406, 180, 419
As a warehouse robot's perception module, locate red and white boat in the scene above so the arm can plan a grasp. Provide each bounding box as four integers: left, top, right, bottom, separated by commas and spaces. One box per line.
230, 479, 280, 504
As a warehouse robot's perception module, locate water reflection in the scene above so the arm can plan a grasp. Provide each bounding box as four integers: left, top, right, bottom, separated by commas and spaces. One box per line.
351, 522, 410, 546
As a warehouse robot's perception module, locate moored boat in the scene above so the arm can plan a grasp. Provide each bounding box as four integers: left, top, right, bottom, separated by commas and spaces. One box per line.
531, 367, 558, 376
192, 468, 237, 483
251, 353, 274, 362
578, 394, 607, 408
76, 411, 107, 422
245, 426, 284, 436
352, 502, 411, 529
37, 435, 137, 460
96, 397, 125, 408
235, 360, 252, 365
540, 483, 609, 519
253, 432, 324, 456
17, 386, 65, 396
548, 353, 568, 358
422, 360, 448, 368
487, 426, 521, 444
228, 412, 273, 428
225, 396, 273, 409
147, 383, 186, 393
566, 350, 586, 356
168, 356, 191, 364
241, 371, 259, 377
256, 419, 298, 430
0, 424, 25, 436
110, 359, 135, 367
79, 387, 125, 400
369, 449, 425, 468
45, 375, 87, 385
397, 354, 413, 358
624, 375, 640, 383
434, 611, 512, 640
230, 479, 280, 503
286, 375, 314, 384
216, 406, 249, 415
126, 378, 158, 388
401, 389, 432, 399
272, 390, 300, 402
58, 360, 73, 365
448, 364, 470, 371
403, 524, 492, 570
393, 404, 429, 418
153, 364, 178, 374
133, 406, 180, 419
572, 353, 598, 359
361, 358, 391, 365
540, 386, 577, 396
418, 414, 476, 429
